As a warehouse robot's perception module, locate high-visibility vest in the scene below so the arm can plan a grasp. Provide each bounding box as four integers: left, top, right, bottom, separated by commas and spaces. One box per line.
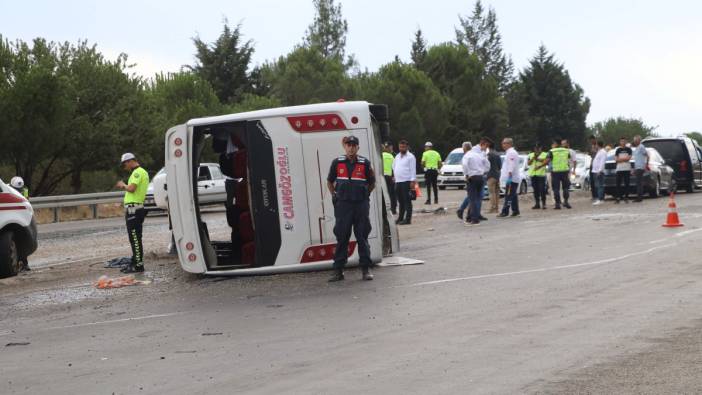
550, 147, 571, 173
528, 152, 548, 177
382, 152, 393, 176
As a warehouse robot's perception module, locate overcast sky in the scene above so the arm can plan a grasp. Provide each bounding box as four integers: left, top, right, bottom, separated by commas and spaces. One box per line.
3, 0, 701, 135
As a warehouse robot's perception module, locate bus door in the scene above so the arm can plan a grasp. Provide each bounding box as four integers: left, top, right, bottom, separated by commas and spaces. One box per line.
300, 128, 380, 250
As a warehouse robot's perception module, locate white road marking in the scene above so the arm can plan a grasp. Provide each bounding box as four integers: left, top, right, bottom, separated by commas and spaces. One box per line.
407, 243, 677, 287
45, 312, 188, 331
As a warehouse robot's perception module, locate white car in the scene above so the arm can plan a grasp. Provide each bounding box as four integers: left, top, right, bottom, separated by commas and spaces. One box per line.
438, 148, 466, 190
0, 178, 37, 278
570, 153, 592, 190
144, 163, 228, 211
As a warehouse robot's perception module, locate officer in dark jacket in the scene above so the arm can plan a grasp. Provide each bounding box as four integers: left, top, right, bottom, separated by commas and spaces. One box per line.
326, 135, 376, 282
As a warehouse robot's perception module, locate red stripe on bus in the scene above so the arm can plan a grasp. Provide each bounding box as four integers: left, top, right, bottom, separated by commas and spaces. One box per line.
0, 206, 27, 211
0, 193, 25, 204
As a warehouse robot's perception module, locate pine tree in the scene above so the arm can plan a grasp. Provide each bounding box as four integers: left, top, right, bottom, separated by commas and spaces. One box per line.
410, 28, 427, 67
456, 0, 514, 93
506, 45, 590, 148
190, 20, 254, 104
304, 0, 348, 61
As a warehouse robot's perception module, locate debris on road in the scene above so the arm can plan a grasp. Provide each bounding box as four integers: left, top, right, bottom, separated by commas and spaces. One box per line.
94, 274, 151, 289
201, 332, 223, 336
5, 342, 30, 347
104, 256, 132, 269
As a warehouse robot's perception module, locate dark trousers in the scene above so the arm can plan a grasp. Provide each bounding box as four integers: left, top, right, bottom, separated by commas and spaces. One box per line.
468, 176, 484, 222
551, 171, 570, 206
425, 169, 438, 202
396, 181, 412, 222
589, 171, 597, 198
333, 200, 372, 270
384, 175, 397, 213
532, 176, 547, 207
616, 171, 631, 200
501, 182, 520, 215
634, 169, 645, 199
126, 207, 147, 267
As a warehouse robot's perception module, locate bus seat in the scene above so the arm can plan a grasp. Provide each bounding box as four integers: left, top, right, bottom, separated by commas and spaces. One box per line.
239, 211, 254, 243
232, 150, 248, 179
241, 241, 256, 266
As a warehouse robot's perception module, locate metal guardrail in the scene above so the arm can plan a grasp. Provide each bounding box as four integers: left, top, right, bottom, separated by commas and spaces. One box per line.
30, 192, 125, 223
27, 174, 427, 223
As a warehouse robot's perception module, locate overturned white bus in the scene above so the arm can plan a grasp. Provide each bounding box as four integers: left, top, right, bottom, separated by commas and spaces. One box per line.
159, 101, 399, 275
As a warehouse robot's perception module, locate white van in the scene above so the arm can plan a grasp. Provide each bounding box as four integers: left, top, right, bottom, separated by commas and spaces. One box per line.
438, 148, 466, 190
159, 101, 399, 275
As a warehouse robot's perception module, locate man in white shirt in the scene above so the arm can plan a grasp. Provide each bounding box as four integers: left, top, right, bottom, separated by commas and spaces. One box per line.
392, 139, 417, 225
498, 138, 522, 218
591, 140, 607, 205
464, 142, 490, 225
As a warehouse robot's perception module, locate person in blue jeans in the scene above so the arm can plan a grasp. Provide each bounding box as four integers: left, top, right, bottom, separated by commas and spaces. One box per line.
498, 138, 521, 218
591, 140, 607, 205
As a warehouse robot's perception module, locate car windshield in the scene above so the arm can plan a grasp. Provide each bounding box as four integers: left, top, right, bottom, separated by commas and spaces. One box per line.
445, 152, 464, 165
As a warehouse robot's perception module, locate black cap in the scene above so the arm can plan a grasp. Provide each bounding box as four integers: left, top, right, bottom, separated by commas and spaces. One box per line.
343, 136, 359, 145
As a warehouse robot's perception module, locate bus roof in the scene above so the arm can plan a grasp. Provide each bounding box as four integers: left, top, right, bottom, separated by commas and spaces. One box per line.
186, 101, 372, 128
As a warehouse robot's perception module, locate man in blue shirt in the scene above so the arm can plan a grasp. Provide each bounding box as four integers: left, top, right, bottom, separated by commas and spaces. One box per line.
632, 135, 649, 202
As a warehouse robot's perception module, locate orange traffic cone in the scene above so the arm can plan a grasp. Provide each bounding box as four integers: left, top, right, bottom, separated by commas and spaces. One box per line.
662, 193, 684, 227
415, 183, 422, 198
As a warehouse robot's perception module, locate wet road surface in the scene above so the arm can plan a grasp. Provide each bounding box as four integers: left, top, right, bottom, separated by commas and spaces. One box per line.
2, 190, 702, 394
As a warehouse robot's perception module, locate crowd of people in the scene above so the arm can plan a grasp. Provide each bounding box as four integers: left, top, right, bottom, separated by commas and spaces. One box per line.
382, 134, 652, 226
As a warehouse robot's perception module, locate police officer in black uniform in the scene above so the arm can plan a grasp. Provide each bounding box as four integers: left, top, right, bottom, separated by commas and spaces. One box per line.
327, 136, 376, 282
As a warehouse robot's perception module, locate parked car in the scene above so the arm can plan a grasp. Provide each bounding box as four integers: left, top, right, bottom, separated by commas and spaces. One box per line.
438, 148, 466, 190
602, 148, 675, 198
144, 163, 228, 211
0, 178, 37, 278
570, 153, 592, 190
642, 136, 702, 193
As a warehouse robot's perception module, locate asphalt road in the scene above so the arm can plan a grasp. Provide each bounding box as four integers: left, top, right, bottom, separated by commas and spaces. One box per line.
2, 189, 702, 394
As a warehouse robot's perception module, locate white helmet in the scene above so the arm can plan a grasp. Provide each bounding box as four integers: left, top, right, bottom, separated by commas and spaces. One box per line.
10, 176, 24, 189
120, 152, 136, 164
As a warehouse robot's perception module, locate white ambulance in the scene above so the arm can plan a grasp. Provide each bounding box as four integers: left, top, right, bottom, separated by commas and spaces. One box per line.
159, 101, 399, 275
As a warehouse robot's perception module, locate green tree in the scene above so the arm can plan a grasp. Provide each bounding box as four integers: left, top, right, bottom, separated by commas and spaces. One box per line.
60, 43, 150, 193
0, 37, 74, 195
456, 1, 514, 94
506, 45, 590, 149
190, 20, 254, 104
589, 117, 657, 146
419, 43, 506, 145
410, 28, 428, 67
357, 62, 450, 154
685, 132, 702, 146
261, 46, 354, 106
304, 0, 349, 63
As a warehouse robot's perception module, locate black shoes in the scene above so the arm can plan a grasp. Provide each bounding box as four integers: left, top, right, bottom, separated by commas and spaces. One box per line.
479, 216, 488, 221
424, 200, 431, 205
532, 205, 540, 209
397, 220, 411, 225
328, 271, 345, 282
563, 202, 572, 209
554, 205, 561, 210
511, 212, 520, 217
633, 199, 643, 203
497, 213, 509, 218
362, 267, 374, 281
456, 210, 464, 220
121, 264, 144, 273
